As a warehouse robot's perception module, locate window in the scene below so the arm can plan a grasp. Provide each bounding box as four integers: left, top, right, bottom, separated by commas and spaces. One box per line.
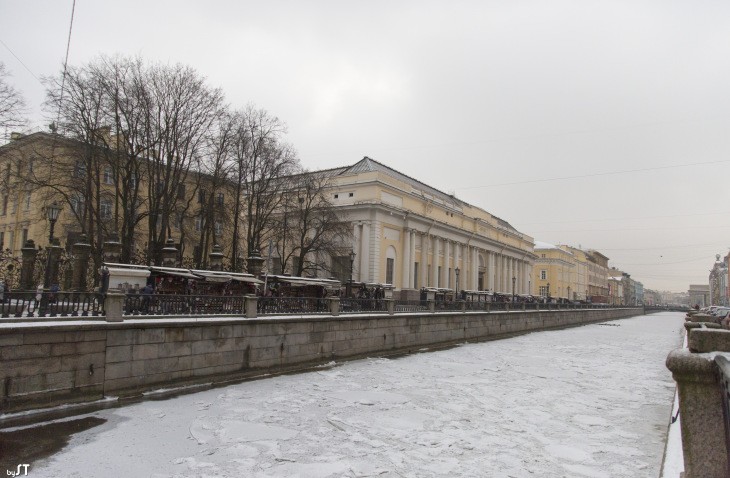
0, 232, 4, 250
28, 159, 33, 174
129, 174, 137, 188
214, 221, 222, 235
348, 192, 353, 197
177, 184, 186, 199
198, 189, 206, 204
334, 194, 339, 199
6, 231, 13, 252
540, 270, 547, 280
173, 213, 183, 230
414, 262, 419, 289
100, 198, 113, 219
24, 191, 31, 211
539, 286, 548, 296
1, 195, 6, 215
103, 166, 114, 185
271, 258, 283, 275
21, 228, 28, 246
73, 161, 87, 178
71, 195, 86, 215
216, 193, 224, 206
10, 196, 16, 214
386, 258, 394, 285
331, 256, 350, 282
195, 216, 204, 232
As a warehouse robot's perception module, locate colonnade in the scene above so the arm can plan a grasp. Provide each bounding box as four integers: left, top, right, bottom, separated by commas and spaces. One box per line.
353, 222, 532, 294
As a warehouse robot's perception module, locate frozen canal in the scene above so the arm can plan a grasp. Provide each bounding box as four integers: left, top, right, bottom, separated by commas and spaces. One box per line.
19, 312, 684, 477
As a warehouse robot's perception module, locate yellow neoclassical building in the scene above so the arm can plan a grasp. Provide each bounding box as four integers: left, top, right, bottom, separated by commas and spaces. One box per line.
533, 241, 610, 303
321, 157, 536, 300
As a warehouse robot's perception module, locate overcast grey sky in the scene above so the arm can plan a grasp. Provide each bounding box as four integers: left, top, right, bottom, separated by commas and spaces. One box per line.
1, 0, 729, 293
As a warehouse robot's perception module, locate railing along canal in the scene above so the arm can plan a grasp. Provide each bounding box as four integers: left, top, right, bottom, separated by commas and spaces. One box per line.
0, 291, 105, 318
0, 291, 624, 320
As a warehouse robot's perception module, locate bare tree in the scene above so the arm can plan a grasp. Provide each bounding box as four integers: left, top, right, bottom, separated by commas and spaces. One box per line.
273, 171, 351, 276
142, 63, 225, 264
192, 112, 237, 268
0, 63, 26, 132
230, 105, 299, 263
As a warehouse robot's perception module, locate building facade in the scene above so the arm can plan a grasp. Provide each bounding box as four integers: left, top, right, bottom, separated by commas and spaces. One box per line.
0, 131, 237, 273
709, 254, 729, 306
318, 158, 536, 299
688, 284, 710, 308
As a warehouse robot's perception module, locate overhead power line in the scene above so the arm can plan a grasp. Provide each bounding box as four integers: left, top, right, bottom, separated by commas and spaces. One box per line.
457, 159, 730, 190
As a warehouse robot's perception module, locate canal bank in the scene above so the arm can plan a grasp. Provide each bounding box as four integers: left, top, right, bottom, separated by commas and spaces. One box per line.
15, 312, 683, 478
1, 307, 643, 416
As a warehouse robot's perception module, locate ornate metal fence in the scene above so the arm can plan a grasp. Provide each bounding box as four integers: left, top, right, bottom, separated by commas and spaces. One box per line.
258, 297, 329, 316
0, 291, 104, 318
124, 294, 247, 316
394, 300, 429, 313
340, 298, 388, 314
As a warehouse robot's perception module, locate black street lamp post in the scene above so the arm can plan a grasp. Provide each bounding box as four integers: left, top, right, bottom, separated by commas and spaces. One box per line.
42, 202, 62, 289
455, 267, 460, 299
40, 202, 62, 316
546, 282, 551, 300
348, 250, 356, 298
512, 276, 516, 303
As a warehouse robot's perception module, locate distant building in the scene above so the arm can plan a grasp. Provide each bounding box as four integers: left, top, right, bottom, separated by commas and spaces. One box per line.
688, 284, 710, 308
709, 254, 728, 306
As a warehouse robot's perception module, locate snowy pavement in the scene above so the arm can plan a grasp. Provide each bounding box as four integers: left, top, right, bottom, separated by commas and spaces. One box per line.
18, 312, 685, 477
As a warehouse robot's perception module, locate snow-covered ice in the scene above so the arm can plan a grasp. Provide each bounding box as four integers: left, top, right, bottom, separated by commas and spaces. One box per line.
24, 312, 685, 477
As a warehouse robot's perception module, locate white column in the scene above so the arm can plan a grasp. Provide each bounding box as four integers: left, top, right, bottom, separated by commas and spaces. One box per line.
420, 233, 428, 289
430, 236, 438, 287
409, 230, 416, 289
443, 239, 450, 288
484, 251, 494, 290
523, 261, 529, 294
402, 228, 411, 290
353, 224, 361, 281
472, 247, 479, 290
511, 258, 516, 294
360, 222, 370, 283
494, 253, 500, 292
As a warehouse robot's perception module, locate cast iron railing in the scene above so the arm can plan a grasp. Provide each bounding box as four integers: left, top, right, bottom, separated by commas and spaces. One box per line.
0, 291, 104, 318
258, 297, 329, 315
124, 293, 247, 316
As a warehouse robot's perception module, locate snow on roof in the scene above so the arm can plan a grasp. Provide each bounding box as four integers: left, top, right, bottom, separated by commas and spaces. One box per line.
534, 241, 558, 250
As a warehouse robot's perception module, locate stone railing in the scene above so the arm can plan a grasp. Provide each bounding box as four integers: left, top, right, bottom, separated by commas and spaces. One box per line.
666, 321, 730, 478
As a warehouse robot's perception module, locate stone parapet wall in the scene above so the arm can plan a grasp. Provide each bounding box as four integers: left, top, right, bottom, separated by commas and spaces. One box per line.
1, 308, 641, 415
666, 322, 730, 478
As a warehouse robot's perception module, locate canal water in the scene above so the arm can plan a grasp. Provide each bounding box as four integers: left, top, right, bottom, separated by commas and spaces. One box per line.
5, 311, 685, 477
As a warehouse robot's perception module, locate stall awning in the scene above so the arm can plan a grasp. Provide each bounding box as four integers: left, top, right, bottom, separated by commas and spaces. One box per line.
149, 267, 201, 280
227, 274, 264, 285
268, 276, 340, 288
192, 271, 233, 283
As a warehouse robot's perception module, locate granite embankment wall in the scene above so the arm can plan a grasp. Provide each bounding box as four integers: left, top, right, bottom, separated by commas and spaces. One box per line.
1, 308, 642, 415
